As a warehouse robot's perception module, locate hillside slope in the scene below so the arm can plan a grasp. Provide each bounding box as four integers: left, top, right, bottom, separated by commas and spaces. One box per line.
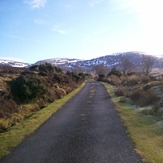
0, 64, 85, 132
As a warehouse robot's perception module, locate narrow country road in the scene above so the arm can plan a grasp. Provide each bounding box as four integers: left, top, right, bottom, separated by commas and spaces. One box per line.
1, 81, 143, 163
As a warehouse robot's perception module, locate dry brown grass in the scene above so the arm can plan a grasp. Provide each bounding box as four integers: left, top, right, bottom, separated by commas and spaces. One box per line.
102, 74, 162, 108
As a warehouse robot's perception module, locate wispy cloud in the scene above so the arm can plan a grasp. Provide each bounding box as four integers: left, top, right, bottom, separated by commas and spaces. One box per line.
0, 33, 26, 40
0, 32, 41, 43
34, 19, 67, 35
89, 0, 104, 7
24, 0, 47, 9
51, 26, 67, 35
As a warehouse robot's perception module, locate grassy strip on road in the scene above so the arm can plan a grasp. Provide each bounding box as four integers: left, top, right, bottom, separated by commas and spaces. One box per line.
0, 82, 85, 159
103, 82, 163, 163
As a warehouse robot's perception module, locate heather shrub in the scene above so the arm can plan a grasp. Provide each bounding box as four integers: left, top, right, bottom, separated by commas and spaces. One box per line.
10, 113, 24, 125
130, 89, 158, 106
152, 102, 160, 113
0, 98, 18, 118
141, 102, 160, 115
38, 63, 54, 73
107, 67, 121, 77
53, 73, 70, 84
143, 81, 160, 91
115, 86, 128, 96
108, 75, 122, 86
66, 71, 84, 83
120, 75, 141, 86
141, 75, 152, 83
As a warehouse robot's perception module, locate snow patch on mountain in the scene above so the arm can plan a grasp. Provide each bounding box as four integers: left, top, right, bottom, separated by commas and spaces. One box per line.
35, 58, 83, 66
0, 59, 29, 67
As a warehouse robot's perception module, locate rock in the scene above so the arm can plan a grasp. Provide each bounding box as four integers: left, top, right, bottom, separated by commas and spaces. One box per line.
143, 81, 160, 90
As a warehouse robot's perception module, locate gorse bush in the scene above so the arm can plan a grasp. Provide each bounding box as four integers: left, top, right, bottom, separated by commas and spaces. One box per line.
11, 75, 48, 103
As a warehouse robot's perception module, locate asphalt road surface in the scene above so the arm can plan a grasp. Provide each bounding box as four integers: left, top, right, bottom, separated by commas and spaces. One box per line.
1, 81, 143, 163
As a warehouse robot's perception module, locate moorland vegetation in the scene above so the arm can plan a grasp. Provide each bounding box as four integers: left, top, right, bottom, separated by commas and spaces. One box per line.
0, 63, 85, 132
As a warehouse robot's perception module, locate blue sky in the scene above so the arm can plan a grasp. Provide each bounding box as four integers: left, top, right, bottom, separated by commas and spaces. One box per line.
0, 0, 163, 63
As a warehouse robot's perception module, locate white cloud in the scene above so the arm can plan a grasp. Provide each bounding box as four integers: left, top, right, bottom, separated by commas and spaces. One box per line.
51, 26, 67, 35
89, 0, 105, 7
109, 0, 163, 56
24, 0, 47, 9
112, 0, 163, 29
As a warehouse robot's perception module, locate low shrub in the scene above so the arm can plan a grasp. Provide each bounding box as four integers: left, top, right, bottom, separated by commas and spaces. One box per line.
152, 102, 160, 114
0, 119, 10, 131
141, 103, 161, 115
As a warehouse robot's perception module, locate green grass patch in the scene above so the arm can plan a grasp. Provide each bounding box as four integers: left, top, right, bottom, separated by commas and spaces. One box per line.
0, 82, 85, 159
103, 82, 163, 163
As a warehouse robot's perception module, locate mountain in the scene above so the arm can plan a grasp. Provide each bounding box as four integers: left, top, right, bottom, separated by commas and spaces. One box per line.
34, 52, 163, 70
1, 52, 163, 69
0, 59, 29, 67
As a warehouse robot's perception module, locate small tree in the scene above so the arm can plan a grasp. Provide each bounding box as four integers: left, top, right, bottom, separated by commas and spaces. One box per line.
120, 56, 134, 75
107, 67, 121, 77
141, 55, 155, 75
93, 64, 107, 76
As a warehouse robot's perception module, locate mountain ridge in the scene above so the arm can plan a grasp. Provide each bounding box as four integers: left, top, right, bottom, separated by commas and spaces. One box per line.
1, 52, 163, 69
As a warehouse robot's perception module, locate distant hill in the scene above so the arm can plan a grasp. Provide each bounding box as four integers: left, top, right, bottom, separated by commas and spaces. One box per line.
1, 52, 163, 70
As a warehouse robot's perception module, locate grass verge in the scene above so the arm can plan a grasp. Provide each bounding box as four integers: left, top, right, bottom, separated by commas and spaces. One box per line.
103, 82, 163, 163
0, 82, 85, 159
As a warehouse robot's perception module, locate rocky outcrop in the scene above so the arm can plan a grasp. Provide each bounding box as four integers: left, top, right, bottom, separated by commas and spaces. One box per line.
143, 81, 163, 107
